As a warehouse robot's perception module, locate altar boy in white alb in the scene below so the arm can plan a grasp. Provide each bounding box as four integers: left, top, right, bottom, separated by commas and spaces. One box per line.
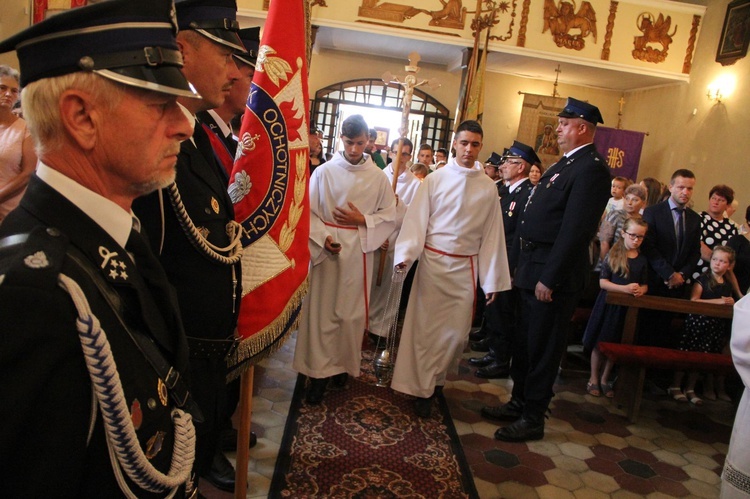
293, 115, 396, 405
391, 120, 511, 418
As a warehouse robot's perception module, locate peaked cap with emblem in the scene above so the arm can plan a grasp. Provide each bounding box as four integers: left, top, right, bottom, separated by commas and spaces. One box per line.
485, 152, 504, 166
0, 0, 198, 98
557, 96, 604, 125
234, 27, 260, 68
175, 0, 246, 53
507, 140, 541, 166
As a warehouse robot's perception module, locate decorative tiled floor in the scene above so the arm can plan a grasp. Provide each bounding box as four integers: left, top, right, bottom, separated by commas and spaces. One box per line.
201, 333, 737, 498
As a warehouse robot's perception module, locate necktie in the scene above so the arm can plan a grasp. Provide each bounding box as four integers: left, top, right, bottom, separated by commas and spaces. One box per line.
126, 225, 174, 313
498, 183, 509, 197
674, 207, 685, 250
126, 223, 182, 354
193, 120, 230, 184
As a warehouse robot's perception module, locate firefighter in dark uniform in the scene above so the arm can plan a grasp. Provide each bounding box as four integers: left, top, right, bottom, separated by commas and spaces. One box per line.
491, 98, 611, 442
472, 142, 538, 381
132, 0, 246, 492
0, 1, 201, 496
196, 26, 261, 456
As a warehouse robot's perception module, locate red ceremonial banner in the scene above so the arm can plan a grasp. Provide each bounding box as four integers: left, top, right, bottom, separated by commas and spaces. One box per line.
228, 0, 310, 373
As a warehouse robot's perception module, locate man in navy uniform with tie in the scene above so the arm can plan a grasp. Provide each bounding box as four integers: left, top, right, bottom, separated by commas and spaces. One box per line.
0, 0, 201, 496
640, 169, 701, 348
473, 141, 538, 381
492, 97, 611, 442
133, 0, 247, 492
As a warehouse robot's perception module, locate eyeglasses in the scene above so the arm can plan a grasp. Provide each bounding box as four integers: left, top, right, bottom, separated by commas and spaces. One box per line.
505, 160, 524, 166
624, 232, 645, 241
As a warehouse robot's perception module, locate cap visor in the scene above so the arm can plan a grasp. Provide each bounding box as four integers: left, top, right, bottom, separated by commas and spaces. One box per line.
96, 66, 201, 99
196, 28, 246, 52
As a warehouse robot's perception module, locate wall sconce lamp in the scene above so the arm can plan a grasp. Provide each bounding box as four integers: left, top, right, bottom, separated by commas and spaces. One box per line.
707, 74, 735, 104
706, 87, 724, 103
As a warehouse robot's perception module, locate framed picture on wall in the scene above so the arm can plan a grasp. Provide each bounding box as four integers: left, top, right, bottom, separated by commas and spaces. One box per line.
716, 0, 750, 66
374, 127, 390, 149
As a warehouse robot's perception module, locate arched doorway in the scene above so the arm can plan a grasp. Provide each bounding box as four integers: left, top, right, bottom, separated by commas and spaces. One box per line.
310, 78, 452, 156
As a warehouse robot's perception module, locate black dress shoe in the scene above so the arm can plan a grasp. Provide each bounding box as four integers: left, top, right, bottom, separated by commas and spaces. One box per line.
220, 428, 257, 451
494, 416, 544, 442
468, 353, 495, 367
332, 372, 348, 387
468, 329, 486, 342
414, 396, 433, 418
202, 450, 236, 492
306, 377, 328, 405
481, 398, 524, 421
470, 336, 491, 352
475, 361, 511, 379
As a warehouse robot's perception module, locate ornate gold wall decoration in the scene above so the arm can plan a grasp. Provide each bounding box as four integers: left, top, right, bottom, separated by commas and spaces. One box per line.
517, 0, 531, 47
358, 0, 466, 29
485, 0, 517, 42
542, 0, 598, 51
683, 14, 701, 74
601, 1, 618, 60
632, 12, 677, 64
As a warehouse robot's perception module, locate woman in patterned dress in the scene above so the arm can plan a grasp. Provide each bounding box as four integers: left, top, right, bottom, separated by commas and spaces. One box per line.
692, 185, 738, 281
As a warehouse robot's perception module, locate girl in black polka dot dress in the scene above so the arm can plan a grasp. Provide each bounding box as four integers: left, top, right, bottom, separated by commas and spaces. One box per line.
669, 246, 736, 405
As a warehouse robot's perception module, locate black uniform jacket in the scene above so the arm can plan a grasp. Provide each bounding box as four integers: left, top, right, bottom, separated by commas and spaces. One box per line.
513, 144, 611, 293
641, 199, 701, 285
501, 178, 533, 252
133, 131, 241, 342
0, 177, 190, 497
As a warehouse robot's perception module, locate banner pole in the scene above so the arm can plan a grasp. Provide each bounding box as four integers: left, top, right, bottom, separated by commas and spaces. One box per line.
234, 366, 255, 499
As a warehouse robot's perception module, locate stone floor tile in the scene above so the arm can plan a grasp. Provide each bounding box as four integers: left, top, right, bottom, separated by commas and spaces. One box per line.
585, 456, 624, 476
650, 476, 691, 497
544, 468, 584, 491
559, 441, 596, 460
526, 439, 563, 457
496, 480, 539, 499
250, 409, 287, 428
651, 437, 689, 454
579, 470, 620, 493
546, 417, 575, 433
594, 432, 628, 449
615, 473, 656, 495
650, 461, 690, 482
621, 446, 659, 464
537, 484, 577, 498
683, 477, 725, 498
682, 463, 722, 484
473, 477, 503, 499
257, 387, 294, 403
684, 450, 724, 468
573, 488, 610, 499
651, 449, 689, 467
624, 435, 659, 451
612, 489, 649, 499
552, 454, 591, 473
518, 451, 556, 472
625, 425, 660, 440
567, 430, 599, 447
450, 379, 481, 392
685, 439, 723, 456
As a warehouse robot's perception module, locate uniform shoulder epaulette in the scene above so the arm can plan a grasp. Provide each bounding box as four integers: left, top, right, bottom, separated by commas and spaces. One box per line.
0, 226, 70, 290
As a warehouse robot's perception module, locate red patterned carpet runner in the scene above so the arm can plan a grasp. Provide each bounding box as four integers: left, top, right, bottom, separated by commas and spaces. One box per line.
270, 354, 479, 498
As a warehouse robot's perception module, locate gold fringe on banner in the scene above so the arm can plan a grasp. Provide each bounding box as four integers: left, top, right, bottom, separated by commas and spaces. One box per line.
226, 277, 310, 381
